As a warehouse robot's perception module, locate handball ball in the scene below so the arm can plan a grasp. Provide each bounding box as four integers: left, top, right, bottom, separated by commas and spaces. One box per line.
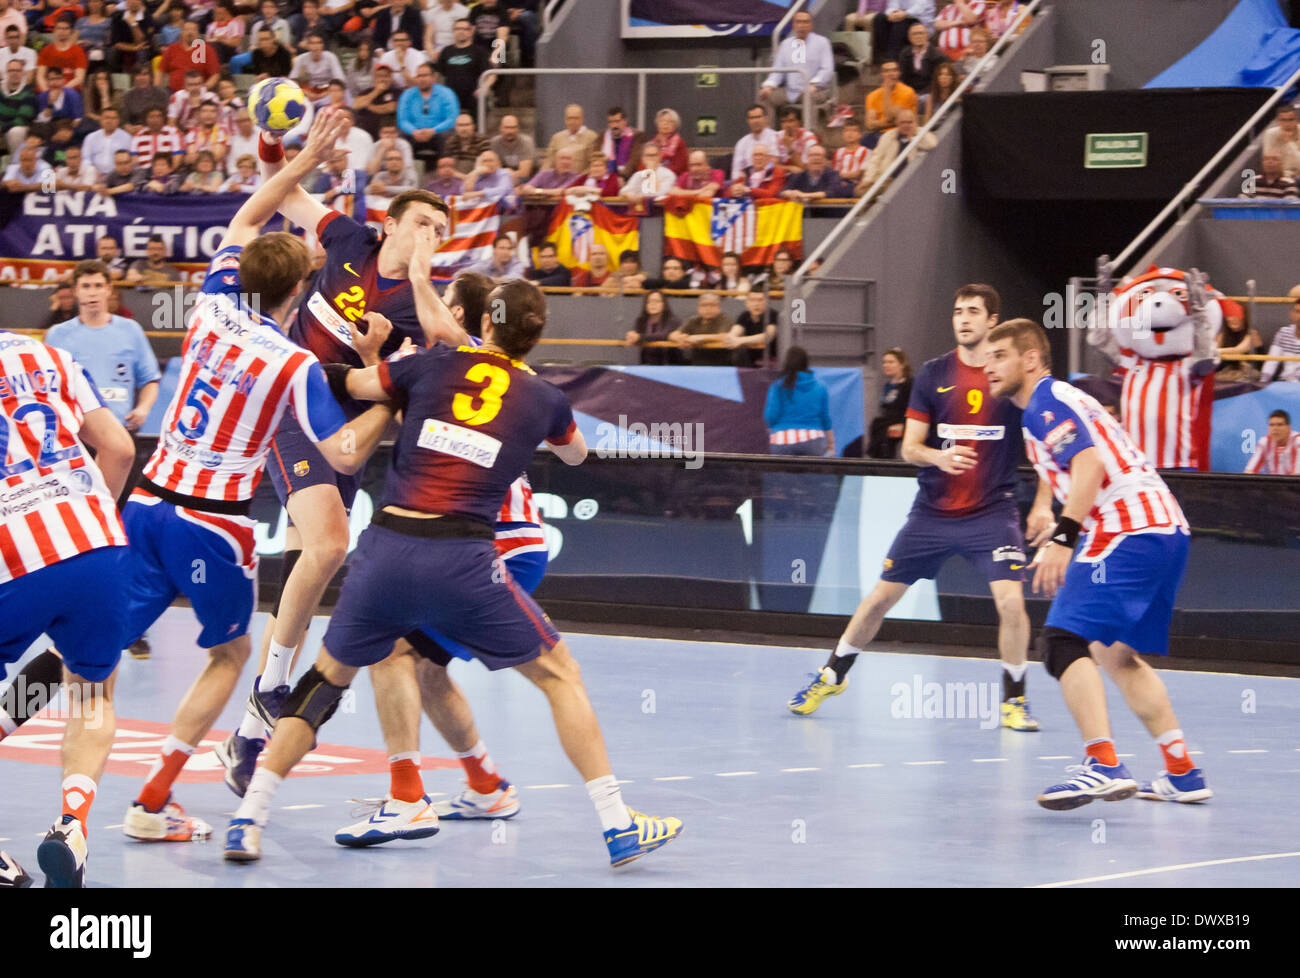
249, 78, 308, 134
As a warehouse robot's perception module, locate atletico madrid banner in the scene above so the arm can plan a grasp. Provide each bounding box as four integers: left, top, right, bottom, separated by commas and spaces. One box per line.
663, 199, 803, 270
543, 200, 640, 270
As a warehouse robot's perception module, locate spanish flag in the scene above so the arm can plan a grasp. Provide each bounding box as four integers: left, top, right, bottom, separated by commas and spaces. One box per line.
663, 199, 803, 269
542, 199, 640, 270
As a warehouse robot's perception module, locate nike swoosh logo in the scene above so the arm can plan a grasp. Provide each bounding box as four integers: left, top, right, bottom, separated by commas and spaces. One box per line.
344, 262, 359, 277
1010, 564, 1024, 570
937, 385, 955, 393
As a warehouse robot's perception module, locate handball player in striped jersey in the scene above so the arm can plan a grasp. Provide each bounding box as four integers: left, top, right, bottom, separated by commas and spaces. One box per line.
225, 280, 684, 868
789, 284, 1045, 731
0, 328, 136, 887
114, 109, 398, 846
985, 319, 1210, 808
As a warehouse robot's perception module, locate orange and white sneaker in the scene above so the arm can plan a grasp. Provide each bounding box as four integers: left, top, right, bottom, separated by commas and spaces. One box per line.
123, 796, 213, 842
334, 796, 440, 847
431, 780, 521, 820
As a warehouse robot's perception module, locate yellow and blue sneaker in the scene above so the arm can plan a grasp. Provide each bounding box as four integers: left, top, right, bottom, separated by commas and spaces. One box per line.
788, 667, 847, 715
223, 818, 262, 862
604, 809, 683, 867
1000, 696, 1040, 732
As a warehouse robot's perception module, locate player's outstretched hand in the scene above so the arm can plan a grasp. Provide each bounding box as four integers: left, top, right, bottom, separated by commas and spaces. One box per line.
1026, 504, 1055, 547
936, 443, 976, 475
408, 224, 440, 279
352, 312, 394, 366
1031, 543, 1070, 598
303, 107, 350, 164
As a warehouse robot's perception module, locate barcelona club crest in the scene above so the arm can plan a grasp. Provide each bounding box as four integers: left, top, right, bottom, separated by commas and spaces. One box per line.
293, 460, 310, 477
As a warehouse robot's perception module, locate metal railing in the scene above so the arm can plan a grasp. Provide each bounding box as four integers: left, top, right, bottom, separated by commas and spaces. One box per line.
1107, 63, 1300, 277
477, 65, 811, 135
789, 0, 1042, 296
771, 0, 812, 60
541, 0, 567, 35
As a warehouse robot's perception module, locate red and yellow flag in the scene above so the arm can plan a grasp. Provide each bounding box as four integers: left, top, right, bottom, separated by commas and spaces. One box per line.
663, 199, 803, 269
542, 200, 640, 269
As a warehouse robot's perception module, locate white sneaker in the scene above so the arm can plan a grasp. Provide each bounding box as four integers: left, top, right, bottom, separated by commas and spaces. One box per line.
123, 796, 213, 842
334, 796, 440, 847
0, 850, 33, 888
38, 817, 88, 888
432, 780, 520, 820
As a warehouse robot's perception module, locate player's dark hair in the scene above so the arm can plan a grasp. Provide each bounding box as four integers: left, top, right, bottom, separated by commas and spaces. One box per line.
954, 283, 1000, 319
1270, 409, 1291, 424
449, 271, 492, 338
485, 279, 546, 359
779, 345, 810, 391
71, 260, 110, 285
988, 318, 1051, 370
241, 232, 311, 314
387, 189, 450, 225
883, 346, 912, 380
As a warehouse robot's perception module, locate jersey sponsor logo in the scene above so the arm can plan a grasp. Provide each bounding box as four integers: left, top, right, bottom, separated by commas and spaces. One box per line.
992, 545, 1026, 563
417, 418, 502, 468
98, 386, 129, 402
306, 290, 357, 348
937, 385, 956, 393
212, 252, 240, 272
936, 423, 1005, 441
199, 449, 222, 469
1044, 419, 1077, 450
68, 469, 92, 494
343, 262, 360, 277
293, 459, 310, 477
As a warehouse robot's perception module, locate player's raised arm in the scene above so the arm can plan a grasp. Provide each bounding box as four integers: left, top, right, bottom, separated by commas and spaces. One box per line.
242, 109, 348, 246
409, 225, 469, 347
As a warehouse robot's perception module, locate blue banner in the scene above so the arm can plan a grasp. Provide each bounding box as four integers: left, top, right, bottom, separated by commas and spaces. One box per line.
0, 190, 245, 284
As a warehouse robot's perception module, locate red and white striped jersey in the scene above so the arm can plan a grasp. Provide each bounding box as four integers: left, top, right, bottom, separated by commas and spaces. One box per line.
493, 468, 546, 560
1245, 432, 1300, 474
769, 428, 824, 445
1023, 376, 1188, 562
937, 2, 988, 60
142, 246, 347, 502
1117, 351, 1209, 470
0, 333, 127, 584
832, 143, 870, 180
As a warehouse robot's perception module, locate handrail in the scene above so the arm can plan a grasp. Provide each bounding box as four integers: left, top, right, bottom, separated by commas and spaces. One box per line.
541, 0, 566, 35
771, 0, 811, 61
790, 0, 1042, 293
1109, 63, 1300, 276
477, 65, 810, 136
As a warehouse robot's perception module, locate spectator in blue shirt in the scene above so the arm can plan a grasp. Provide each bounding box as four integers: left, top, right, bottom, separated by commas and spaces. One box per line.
397, 62, 460, 167
46, 259, 160, 432
765, 345, 834, 456
467, 233, 527, 281
758, 9, 834, 125
781, 144, 850, 201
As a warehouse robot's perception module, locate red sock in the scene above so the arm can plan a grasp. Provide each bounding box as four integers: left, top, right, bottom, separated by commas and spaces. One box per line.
62, 774, 96, 833
459, 743, 503, 794
1157, 729, 1193, 775
1085, 738, 1118, 767
136, 738, 194, 811
389, 756, 425, 803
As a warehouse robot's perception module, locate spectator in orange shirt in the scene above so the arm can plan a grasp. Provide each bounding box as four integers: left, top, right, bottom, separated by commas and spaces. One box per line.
36, 17, 88, 92
158, 21, 221, 92
865, 60, 917, 136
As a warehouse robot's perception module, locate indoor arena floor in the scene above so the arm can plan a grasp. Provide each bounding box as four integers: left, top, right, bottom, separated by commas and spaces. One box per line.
1, 607, 1296, 888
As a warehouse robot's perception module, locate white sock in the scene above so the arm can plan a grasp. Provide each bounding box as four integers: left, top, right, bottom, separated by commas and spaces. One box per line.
1156, 728, 1185, 748
834, 639, 862, 660
586, 774, 632, 832
235, 768, 283, 827
456, 740, 498, 776
1002, 661, 1028, 682
262, 641, 296, 689
237, 703, 269, 741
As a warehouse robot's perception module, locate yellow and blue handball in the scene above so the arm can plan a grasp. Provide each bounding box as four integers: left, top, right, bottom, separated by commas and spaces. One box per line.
248, 77, 308, 134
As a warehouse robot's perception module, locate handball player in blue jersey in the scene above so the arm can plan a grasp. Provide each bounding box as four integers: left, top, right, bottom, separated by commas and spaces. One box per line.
225, 280, 684, 868
789, 284, 1049, 730
217, 126, 470, 792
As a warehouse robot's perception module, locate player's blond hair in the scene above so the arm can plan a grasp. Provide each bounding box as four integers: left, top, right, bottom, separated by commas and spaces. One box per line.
988, 318, 1052, 370
241, 232, 311, 312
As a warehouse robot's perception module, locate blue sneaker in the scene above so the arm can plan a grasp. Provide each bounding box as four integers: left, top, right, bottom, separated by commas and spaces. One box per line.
1138, 767, 1213, 803
223, 818, 262, 862
249, 676, 290, 730
604, 809, 683, 867
1037, 756, 1138, 810
334, 796, 440, 847
213, 731, 265, 798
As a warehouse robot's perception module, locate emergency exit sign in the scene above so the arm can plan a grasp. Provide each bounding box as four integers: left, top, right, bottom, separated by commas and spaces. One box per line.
1085, 132, 1148, 168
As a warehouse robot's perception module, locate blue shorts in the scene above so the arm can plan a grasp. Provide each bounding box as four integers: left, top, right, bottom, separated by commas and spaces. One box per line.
0, 547, 129, 683
324, 523, 559, 670
266, 407, 361, 512
121, 497, 258, 649
407, 546, 549, 666
882, 501, 1026, 585
1046, 530, 1189, 657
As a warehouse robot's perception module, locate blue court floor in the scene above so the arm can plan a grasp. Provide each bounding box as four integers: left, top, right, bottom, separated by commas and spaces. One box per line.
1, 607, 1297, 888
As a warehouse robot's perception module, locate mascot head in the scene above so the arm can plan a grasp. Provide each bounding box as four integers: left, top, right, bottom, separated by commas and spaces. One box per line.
1108, 265, 1223, 359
